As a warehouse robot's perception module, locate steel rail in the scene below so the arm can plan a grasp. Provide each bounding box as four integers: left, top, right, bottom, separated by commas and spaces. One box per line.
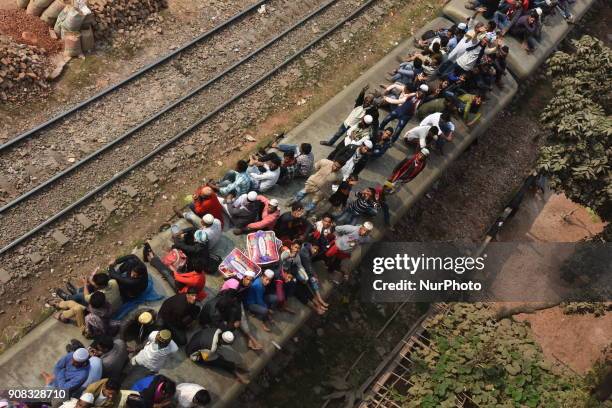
0, 0, 340, 216
0, 0, 380, 256
0, 0, 268, 152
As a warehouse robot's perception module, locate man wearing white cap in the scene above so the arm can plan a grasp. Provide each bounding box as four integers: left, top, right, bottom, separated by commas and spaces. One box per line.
193, 213, 222, 249
321, 85, 378, 147
186, 328, 250, 384
236, 196, 280, 234
244, 269, 277, 331
384, 148, 430, 193
324, 222, 374, 276
380, 83, 428, 143
42, 348, 91, 396
327, 114, 374, 163
402, 124, 439, 149
225, 191, 264, 231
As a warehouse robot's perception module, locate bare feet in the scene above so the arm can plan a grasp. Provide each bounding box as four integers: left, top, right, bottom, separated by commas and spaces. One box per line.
235, 371, 250, 384
262, 322, 271, 332
248, 338, 263, 351
53, 312, 70, 324
172, 206, 183, 219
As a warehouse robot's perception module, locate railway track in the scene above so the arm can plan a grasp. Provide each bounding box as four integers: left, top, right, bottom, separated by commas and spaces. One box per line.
0, 0, 324, 204
0, 0, 383, 255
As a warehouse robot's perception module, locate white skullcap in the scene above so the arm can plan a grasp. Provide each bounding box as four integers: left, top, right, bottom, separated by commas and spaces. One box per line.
363, 115, 373, 125
363, 140, 373, 149
221, 331, 235, 344
73, 348, 89, 362
458, 22, 467, 30
269, 199, 279, 207
421, 148, 430, 156
535, 7, 542, 15
545, 0, 552, 5
419, 84, 429, 93
79, 393, 95, 404
243, 270, 256, 278
247, 191, 257, 201
202, 214, 214, 225
264, 269, 275, 278
362, 221, 374, 231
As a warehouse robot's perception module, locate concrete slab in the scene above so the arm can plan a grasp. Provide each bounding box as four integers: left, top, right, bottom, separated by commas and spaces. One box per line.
442, 0, 577, 79
569, 0, 596, 21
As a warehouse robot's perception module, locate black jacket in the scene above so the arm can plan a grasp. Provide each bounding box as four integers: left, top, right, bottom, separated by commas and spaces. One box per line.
158, 294, 200, 329
108, 255, 148, 300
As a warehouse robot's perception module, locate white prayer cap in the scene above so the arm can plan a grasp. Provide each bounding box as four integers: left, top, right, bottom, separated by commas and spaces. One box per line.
363, 115, 373, 124
202, 214, 214, 225
73, 348, 89, 362
535, 7, 542, 15
79, 393, 95, 404
247, 191, 257, 201
269, 199, 279, 207
243, 271, 256, 278
421, 148, 430, 156
221, 331, 235, 344
363, 140, 373, 149
362, 221, 374, 231
457, 22, 467, 31
419, 84, 429, 93
264, 269, 275, 279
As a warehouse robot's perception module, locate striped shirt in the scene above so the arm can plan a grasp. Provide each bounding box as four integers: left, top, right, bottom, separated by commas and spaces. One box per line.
219, 171, 252, 196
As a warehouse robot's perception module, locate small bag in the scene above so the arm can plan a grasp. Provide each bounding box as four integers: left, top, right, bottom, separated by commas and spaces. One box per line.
162, 248, 187, 272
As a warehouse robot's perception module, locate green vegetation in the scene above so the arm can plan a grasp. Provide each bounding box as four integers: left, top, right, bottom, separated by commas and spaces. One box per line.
537, 36, 612, 223
396, 304, 593, 407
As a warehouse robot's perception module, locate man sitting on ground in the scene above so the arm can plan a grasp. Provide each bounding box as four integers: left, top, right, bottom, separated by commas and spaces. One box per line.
324, 222, 374, 280
156, 288, 201, 346
187, 329, 250, 384
208, 159, 252, 199
131, 329, 179, 372
233, 197, 280, 235
244, 269, 277, 332
83, 378, 121, 408
41, 348, 91, 397
247, 154, 281, 192
193, 214, 223, 249
89, 335, 128, 380
175, 383, 211, 408
274, 203, 312, 245
108, 255, 148, 302
224, 191, 264, 233
179, 186, 225, 229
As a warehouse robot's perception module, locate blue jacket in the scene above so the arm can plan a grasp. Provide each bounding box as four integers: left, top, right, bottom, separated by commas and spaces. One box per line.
244, 278, 266, 307
50, 352, 90, 395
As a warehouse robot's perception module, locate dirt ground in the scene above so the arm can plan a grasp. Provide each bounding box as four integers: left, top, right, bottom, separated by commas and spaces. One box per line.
515, 307, 611, 374
0, 9, 63, 52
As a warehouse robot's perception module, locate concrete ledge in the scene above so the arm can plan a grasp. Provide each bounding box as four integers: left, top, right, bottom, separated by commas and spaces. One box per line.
569, 0, 597, 21
442, 0, 571, 79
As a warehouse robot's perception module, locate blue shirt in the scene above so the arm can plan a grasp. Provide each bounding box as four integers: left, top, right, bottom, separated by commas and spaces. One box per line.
50, 352, 90, 395
244, 277, 266, 307
131, 375, 155, 392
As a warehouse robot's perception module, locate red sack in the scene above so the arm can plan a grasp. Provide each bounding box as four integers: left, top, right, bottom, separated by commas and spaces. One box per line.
162, 248, 187, 272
